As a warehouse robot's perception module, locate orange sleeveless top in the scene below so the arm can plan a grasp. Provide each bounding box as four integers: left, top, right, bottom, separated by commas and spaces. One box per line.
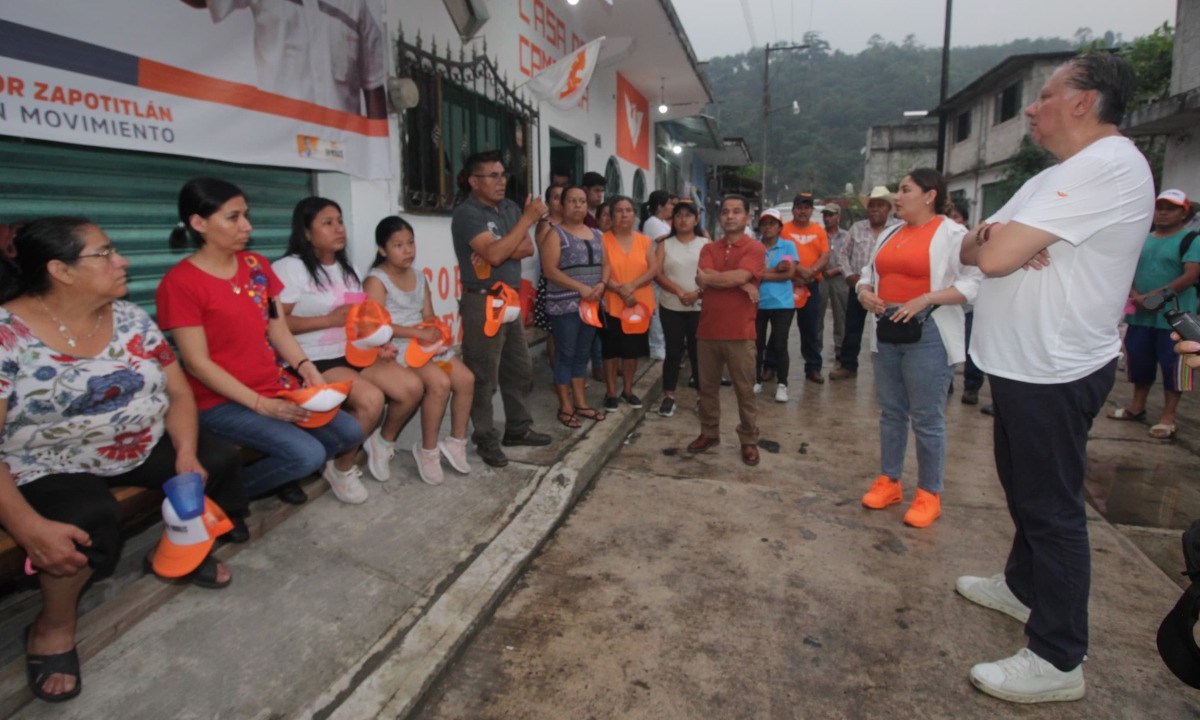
876, 217, 942, 304
602, 231, 656, 314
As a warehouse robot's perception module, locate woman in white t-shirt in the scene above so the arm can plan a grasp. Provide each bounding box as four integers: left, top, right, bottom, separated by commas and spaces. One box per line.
274, 198, 423, 487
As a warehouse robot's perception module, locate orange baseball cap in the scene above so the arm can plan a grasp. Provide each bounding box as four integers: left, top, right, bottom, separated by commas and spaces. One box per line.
277, 380, 353, 428
619, 302, 651, 334
793, 286, 811, 309
345, 300, 394, 367
578, 299, 603, 328
152, 496, 234, 578
404, 318, 452, 368
483, 282, 521, 337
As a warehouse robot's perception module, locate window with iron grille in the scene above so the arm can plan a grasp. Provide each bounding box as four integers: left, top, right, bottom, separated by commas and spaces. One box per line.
993, 82, 1021, 125
397, 34, 537, 214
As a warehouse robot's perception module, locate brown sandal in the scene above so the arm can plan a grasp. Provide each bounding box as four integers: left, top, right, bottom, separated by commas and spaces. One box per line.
575, 406, 606, 422
557, 410, 581, 429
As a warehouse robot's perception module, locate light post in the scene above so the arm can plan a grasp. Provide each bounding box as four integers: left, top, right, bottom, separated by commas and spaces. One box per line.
762, 41, 808, 206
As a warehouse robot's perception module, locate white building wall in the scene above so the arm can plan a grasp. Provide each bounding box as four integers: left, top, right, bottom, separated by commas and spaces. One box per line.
316, 0, 661, 334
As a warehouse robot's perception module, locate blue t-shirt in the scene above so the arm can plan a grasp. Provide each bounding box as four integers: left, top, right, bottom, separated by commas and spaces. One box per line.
1127, 228, 1200, 329
758, 238, 799, 310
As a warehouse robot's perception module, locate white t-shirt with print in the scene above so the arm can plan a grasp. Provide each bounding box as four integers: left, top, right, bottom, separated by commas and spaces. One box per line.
272, 256, 363, 361
970, 135, 1154, 384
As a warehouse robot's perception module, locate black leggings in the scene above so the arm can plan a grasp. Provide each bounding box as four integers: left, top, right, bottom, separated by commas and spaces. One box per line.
16, 432, 247, 579
660, 307, 700, 392
756, 308, 794, 385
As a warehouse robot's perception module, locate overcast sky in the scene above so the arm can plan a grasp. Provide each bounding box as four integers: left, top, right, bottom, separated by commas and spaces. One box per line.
671, 0, 1177, 59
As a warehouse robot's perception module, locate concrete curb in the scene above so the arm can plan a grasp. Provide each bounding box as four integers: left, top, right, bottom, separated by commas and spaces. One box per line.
298, 363, 664, 720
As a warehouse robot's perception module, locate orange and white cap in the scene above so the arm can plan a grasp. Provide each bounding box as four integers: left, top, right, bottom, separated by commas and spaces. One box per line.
277, 380, 352, 429
619, 302, 651, 334
793, 285, 811, 309
1158, 189, 1190, 210
345, 300, 394, 367
484, 282, 521, 337
578, 299, 603, 328
404, 318, 453, 368
152, 496, 234, 579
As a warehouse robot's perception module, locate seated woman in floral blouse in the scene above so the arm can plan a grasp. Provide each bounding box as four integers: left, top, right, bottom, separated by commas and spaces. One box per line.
0, 217, 247, 703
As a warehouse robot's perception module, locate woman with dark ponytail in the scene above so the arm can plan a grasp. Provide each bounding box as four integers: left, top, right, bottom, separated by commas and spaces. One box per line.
1, 217, 247, 702
155, 179, 364, 507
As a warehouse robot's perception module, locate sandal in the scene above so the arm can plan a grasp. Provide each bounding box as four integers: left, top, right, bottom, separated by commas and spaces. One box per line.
574, 406, 607, 422
143, 552, 231, 590
556, 409, 582, 429
1149, 423, 1177, 440
1106, 407, 1146, 421
24, 625, 82, 703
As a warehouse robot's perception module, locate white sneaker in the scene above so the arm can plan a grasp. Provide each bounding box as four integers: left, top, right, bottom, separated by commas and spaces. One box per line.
774, 384, 788, 403
753, 383, 762, 394
956, 574, 1031, 623
970, 648, 1084, 703
323, 461, 368, 504
412, 443, 445, 485
438, 436, 472, 474
363, 428, 395, 482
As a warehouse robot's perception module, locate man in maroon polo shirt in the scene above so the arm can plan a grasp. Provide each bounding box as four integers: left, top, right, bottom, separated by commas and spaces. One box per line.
688, 195, 768, 466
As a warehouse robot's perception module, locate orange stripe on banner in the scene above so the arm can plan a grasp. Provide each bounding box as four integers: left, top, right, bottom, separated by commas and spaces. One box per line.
138, 59, 388, 138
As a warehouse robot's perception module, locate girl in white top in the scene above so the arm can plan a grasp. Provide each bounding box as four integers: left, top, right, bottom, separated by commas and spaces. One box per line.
274, 197, 424, 487
653, 201, 708, 413
364, 216, 475, 485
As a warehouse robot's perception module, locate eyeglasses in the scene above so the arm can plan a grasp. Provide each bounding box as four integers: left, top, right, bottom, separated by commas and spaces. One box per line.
472, 172, 510, 181
77, 246, 121, 261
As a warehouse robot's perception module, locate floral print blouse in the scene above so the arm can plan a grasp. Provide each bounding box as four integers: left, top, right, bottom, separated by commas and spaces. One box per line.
0, 300, 177, 486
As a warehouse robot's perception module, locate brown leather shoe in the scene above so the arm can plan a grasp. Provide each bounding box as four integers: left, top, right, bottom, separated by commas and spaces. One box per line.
686, 435, 719, 453
741, 443, 760, 466
806, 371, 825, 384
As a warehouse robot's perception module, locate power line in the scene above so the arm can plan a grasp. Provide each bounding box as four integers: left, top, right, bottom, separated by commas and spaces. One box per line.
739, 0, 758, 48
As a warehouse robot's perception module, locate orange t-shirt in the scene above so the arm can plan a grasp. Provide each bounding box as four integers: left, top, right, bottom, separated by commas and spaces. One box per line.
781, 221, 829, 279
875, 217, 942, 304
602, 231, 656, 314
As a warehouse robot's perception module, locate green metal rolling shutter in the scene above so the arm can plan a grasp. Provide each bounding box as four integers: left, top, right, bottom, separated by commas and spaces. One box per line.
0, 136, 312, 317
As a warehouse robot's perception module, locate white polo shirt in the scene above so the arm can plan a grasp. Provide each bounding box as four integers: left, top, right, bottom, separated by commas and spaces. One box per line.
970, 135, 1154, 384
208, 0, 386, 114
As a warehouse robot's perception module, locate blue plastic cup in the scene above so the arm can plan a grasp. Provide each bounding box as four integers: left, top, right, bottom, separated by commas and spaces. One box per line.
162, 472, 205, 520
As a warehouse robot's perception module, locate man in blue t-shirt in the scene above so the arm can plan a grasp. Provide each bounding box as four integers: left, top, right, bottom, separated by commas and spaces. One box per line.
754, 209, 799, 402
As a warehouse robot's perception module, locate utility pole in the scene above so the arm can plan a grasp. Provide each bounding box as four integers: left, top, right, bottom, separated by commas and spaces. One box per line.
761, 41, 807, 207
936, 0, 952, 172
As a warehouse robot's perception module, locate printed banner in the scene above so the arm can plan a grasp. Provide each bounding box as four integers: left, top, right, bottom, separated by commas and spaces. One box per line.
522, 37, 603, 110
0, 1, 392, 179
616, 73, 648, 170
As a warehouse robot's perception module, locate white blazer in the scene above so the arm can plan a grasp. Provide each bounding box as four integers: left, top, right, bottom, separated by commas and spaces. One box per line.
855, 218, 983, 364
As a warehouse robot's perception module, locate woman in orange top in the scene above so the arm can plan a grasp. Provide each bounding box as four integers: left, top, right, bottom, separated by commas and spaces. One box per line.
854, 169, 982, 528
600, 196, 659, 411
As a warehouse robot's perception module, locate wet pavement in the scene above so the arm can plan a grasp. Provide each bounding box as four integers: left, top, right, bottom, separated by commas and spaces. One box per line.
417, 345, 1199, 719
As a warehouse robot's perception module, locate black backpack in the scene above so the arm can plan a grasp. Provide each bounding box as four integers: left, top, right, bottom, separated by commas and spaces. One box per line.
1158, 519, 1200, 689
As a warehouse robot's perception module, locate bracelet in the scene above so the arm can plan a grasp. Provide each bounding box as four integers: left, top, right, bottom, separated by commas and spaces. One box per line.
295, 358, 312, 372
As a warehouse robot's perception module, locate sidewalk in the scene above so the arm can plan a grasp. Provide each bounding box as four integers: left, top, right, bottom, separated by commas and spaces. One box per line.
3, 336, 1195, 717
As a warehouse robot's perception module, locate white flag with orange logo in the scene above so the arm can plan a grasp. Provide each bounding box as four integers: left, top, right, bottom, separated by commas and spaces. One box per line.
523, 37, 604, 110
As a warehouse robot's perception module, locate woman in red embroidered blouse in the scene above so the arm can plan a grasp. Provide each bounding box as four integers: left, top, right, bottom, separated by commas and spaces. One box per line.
156, 179, 364, 507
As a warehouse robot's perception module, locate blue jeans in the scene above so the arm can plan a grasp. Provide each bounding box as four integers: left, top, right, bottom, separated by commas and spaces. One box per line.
873, 320, 953, 493
199, 402, 362, 497
549, 311, 597, 385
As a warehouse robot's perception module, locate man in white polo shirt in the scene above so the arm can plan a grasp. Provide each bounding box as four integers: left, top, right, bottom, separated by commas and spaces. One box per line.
956, 53, 1154, 703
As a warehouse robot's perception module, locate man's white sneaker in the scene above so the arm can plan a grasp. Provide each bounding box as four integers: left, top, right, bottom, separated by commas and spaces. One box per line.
363, 429, 395, 482
775, 384, 788, 403
970, 648, 1084, 703
956, 574, 1031, 623
323, 461, 368, 504
753, 383, 762, 394
438, 436, 472, 474
413, 443, 445, 485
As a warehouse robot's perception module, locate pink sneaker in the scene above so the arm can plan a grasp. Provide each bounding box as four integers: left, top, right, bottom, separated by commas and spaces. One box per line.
412, 443, 445, 485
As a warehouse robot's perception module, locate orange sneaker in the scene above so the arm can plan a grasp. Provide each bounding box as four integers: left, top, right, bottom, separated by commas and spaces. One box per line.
903, 488, 942, 528
862, 475, 902, 509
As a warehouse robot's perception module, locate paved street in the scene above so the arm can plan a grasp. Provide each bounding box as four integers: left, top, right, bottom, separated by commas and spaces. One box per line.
418, 345, 1199, 719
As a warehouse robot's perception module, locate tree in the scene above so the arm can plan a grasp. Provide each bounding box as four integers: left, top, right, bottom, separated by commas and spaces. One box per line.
1123, 21, 1173, 105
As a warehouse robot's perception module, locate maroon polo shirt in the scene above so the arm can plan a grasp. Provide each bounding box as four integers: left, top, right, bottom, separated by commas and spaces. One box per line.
697, 232, 766, 341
